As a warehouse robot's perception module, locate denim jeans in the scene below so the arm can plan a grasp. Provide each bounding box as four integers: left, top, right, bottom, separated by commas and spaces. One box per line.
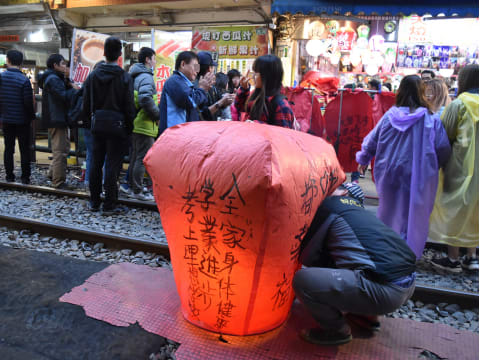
81, 128, 93, 184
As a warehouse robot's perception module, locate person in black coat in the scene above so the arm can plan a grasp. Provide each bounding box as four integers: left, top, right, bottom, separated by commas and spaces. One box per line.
81, 37, 136, 215
293, 185, 416, 346
38, 53, 78, 188
0, 50, 35, 183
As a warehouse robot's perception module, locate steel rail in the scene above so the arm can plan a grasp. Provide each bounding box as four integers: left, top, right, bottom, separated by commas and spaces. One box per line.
1, 214, 477, 309
0, 214, 169, 258
412, 284, 479, 309
0, 182, 471, 251
0, 181, 158, 211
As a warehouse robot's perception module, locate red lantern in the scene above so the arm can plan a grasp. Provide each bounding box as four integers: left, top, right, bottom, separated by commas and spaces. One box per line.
144, 121, 345, 335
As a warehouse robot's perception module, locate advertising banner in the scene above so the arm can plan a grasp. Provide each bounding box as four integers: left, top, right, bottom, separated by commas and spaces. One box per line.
153, 30, 191, 101
192, 26, 268, 60
70, 28, 123, 85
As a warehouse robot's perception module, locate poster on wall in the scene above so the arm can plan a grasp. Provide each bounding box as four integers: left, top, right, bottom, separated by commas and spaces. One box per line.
192, 26, 269, 61
153, 30, 191, 101
70, 28, 123, 85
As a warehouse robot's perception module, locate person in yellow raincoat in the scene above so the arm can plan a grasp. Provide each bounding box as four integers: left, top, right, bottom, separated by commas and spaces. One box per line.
430, 64, 479, 273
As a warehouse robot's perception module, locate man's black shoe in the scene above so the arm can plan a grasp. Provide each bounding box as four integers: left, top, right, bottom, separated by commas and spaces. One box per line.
89, 203, 100, 212
101, 205, 128, 216
300, 327, 352, 346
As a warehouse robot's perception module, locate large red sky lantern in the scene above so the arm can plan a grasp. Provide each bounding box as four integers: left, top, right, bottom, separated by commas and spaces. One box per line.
144, 121, 345, 335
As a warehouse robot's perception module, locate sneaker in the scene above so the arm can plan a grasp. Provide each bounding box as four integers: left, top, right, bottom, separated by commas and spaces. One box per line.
431, 257, 462, 273
346, 314, 380, 332
101, 205, 128, 216
119, 183, 130, 195
54, 182, 74, 191
300, 327, 352, 346
461, 256, 479, 271
88, 202, 100, 212
133, 192, 154, 201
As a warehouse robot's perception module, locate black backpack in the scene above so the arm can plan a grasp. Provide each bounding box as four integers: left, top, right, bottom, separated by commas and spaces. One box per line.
67, 87, 89, 128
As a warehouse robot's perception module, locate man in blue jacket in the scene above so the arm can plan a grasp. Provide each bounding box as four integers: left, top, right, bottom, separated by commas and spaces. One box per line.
38, 54, 78, 189
294, 185, 416, 346
159, 51, 219, 134
0, 50, 35, 184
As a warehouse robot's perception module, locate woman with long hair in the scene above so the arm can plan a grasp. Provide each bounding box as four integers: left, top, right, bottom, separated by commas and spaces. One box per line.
430, 64, 479, 272
227, 69, 241, 93
356, 75, 451, 258
234, 54, 294, 128
424, 78, 451, 115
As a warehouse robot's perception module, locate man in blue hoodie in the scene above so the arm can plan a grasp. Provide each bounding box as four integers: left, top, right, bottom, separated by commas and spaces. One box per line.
0, 50, 35, 184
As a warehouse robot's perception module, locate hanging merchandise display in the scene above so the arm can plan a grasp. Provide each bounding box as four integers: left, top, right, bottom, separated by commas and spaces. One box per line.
325, 20, 340, 36
290, 18, 400, 85
396, 17, 479, 70
357, 25, 370, 40
336, 25, 357, 51
144, 121, 345, 335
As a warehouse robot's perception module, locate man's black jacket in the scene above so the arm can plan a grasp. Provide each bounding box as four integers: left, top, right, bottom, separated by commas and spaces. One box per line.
82, 63, 136, 134
38, 69, 76, 128
300, 196, 416, 283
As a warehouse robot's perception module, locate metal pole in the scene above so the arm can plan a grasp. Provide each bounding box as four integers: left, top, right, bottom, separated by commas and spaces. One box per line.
309, 89, 314, 130
334, 90, 344, 154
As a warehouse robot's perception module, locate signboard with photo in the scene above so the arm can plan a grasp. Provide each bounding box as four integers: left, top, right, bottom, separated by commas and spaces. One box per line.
70, 28, 123, 85
192, 26, 269, 60
153, 30, 191, 101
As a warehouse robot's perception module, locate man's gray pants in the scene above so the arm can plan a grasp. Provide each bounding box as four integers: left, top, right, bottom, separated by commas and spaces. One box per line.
129, 133, 154, 194
293, 268, 415, 331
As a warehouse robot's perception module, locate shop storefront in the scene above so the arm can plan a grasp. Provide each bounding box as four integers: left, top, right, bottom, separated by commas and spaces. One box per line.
396, 17, 479, 80
271, 0, 479, 89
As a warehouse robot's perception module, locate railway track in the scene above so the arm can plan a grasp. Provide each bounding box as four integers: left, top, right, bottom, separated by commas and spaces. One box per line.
0, 180, 157, 211
0, 181, 454, 249
0, 212, 477, 309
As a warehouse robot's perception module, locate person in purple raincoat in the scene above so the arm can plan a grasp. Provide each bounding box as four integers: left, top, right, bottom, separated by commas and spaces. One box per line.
356, 75, 451, 259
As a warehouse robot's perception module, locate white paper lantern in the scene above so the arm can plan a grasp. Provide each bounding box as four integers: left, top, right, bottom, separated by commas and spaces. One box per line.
305, 39, 325, 57
366, 63, 378, 76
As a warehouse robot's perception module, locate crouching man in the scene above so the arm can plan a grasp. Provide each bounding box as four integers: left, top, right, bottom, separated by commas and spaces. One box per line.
293, 185, 416, 346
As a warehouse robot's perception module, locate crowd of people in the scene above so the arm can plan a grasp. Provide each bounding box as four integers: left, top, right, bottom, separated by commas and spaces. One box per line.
0, 36, 478, 346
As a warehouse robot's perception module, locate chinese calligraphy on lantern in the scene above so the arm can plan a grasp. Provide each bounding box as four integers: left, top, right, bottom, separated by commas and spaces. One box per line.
181, 173, 251, 332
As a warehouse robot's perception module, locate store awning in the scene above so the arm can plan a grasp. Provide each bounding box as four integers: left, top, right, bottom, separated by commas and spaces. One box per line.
271, 0, 479, 18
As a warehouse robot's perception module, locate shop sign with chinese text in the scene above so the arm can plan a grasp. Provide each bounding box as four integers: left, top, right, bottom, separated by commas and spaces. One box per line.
153, 30, 191, 101
192, 26, 268, 59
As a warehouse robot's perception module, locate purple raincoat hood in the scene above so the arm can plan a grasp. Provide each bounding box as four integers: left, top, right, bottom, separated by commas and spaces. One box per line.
389, 107, 428, 131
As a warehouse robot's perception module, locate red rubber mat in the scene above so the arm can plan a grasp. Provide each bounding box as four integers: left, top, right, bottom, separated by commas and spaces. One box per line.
60, 263, 479, 359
